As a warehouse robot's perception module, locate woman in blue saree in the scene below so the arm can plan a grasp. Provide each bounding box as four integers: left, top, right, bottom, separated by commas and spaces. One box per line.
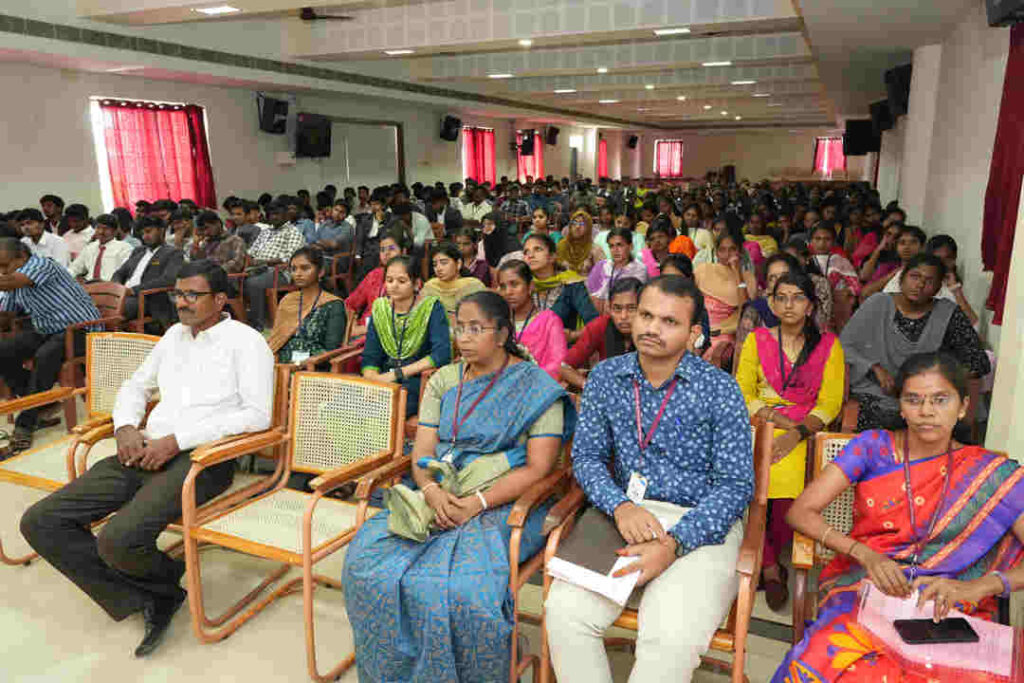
342, 290, 577, 683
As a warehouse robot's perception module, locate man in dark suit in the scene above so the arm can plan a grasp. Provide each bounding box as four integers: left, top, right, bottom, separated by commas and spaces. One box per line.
111, 216, 184, 330
425, 187, 464, 240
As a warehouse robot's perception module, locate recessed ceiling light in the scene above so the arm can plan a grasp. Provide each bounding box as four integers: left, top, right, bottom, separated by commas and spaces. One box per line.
554, 88, 577, 94
653, 27, 692, 36
720, 110, 728, 115
384, 49, 415, 56
767, 103, 784, 107
637, 107, 651, 111
735, 115, 743, 120
703, 104, 712, 110
518, 39, 533, 47
598, 99, 619, 104
676, 95, 687, 101
731, 80, 756, 85
195, 5, 240, 14
752, 92, 771, 97
702, 61, 732, 67
597, 67, 608, 74
488, 73, 514, 79
106, 66, 144, 73
645, 84, 655, 90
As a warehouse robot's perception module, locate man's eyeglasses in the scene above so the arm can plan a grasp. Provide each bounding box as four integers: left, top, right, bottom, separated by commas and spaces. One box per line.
169, 290, 214, 304
453, 324, 497, 338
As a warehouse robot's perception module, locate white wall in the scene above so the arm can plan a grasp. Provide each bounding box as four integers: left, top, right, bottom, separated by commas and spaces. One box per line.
876, 116, 906, 206
900, 44, 943, 225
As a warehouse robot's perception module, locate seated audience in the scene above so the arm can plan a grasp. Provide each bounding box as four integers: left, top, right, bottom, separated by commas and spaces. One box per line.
841, 254, 990, 433
735, 271, 845, 611
167, 209, 194, 254
342, 291, 574, 682
110, 207, 142, 248
524, 233, 599, 339
546, 275, 754, 683
453, 226, 490, 286
556, 210, 604, 276
808, 223, 860, 330
244, 200, 305, 330
20, 208, 70, 267
421, 241, 487, 329
345, 228, 408, 338
644, 222, 673, 275
39, 193, 67, 235
362, 255, 450, 417
61, 204, 94, 260
266, 246, 347, 364
496, 259, 567, 379
559, 276, 643, 390
499, 184, 533, 235
681, 201, 713, 252
694, 230, 758, 361
68, 213, 133, 281
523, 205, 562, 244
744, 212, 779, 257
480, 212, 517, 267
425, 187, 463, 240
772, 352, 1023, 683
188, 211, 246, 274
460, 184, 492, 222
586, 227, 649, 313
0, 239, 102, 456
926, 233, 979, 325
856, 221, 902, 285
737, 252, 833, 351
20, 260, 273, 657
111, 216, 185, 331
353, 191, 389, 279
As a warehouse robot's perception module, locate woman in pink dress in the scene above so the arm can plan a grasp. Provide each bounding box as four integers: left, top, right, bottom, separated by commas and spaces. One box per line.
496, 259, 568, 379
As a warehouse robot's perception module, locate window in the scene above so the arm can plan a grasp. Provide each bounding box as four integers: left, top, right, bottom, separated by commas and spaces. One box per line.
813, 137, 846, 178
90, 98, 216, 211
597, 138, 608, 179
653, 139, 684, 177
516, 130, 545, 183
462, 127, 496, 186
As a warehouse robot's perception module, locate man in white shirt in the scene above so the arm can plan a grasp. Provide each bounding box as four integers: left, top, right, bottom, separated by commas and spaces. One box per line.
61, 204, 95, 261
19, 208, 70, 267
20, 260, 274, 658
68, 214, 133, 281
460, 185, 492, 222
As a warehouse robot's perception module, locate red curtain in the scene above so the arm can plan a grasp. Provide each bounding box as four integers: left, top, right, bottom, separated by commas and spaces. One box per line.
813, 137, 847, 177
654, 140, 684, 178
516, 131, 545, 183
99, 100, 217, 210
598, 138, 608, 179
462, 127, 496, 186
983, 24, 1024, 325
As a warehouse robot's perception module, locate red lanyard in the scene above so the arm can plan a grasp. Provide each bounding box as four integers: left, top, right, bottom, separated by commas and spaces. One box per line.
633, 377, 678, 453
450, 356, 510, 444
900, 433, 954, 577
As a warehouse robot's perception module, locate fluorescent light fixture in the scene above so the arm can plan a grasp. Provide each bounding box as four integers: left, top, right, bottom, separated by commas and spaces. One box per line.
720, 110, 728, 115
702, 60, 732, 67
637, 107, 651, 111
553, 88, 577, 94
597, 67, 608, 74
731, 80, 756, 85
653, 27, 691, 36
752, 92, 771, 97
735, 115, 743, 120
384, 49, 415, 56
518, 39, 533, 47
195, 5, 239, 15
598, 99, 619, 104
703, 104, 712, 110
767, 103, 784, 107
106, 66, 143, 73
645, 84, 655, 90
676, 95, 687, 101
488, 73, 514, 79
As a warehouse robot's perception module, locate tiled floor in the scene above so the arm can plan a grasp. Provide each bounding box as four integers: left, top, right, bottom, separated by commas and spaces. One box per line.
0, 419, 797, 682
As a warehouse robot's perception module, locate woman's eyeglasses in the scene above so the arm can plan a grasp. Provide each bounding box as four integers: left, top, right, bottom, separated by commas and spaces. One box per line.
771, 293, 809, 307
900, 393, 954, 408
453, 324, 497, 338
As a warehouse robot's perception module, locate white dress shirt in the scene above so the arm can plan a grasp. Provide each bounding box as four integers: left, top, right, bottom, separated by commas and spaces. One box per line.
62, 226, 95, 261
460, 201, 492, 222
112, 316, 274, 451
68, 239, 134, 280
125, 247, 158, 289
22, 232, 70, 268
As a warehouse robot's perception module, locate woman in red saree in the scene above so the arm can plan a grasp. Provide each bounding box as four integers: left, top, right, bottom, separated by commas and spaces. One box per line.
774, 351, 1024, 683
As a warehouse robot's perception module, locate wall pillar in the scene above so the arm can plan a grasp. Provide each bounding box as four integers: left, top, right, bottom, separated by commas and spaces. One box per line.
899, 43, 943, 224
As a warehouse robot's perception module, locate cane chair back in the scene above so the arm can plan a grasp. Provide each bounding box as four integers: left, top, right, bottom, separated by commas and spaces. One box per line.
85, 333, 161, 418
810, 433, 855, 563
289, 372, 403, 475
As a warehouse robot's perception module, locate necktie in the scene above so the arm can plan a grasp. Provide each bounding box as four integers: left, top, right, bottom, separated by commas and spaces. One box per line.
92, 245, 106, 280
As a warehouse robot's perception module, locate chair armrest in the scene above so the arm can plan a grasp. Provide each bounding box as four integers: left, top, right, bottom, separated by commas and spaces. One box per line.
71, 414, 113, 435
541, 481, 587, 534
0, 386, 77, 416
353, 455, 413, 500
189, 429, 289, 468
735, 499, 768, 577
308, 450, 395, 495
66, 316, 125, 356
298, 343, 362, 371
137, 287, 173, 325
507, 467, 573, 528
840, 399, 860, 433
791, 530, 816, 570
328, 346, 365, 373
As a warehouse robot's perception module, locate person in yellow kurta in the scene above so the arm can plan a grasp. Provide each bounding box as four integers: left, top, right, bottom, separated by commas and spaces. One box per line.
735, 270, 845, 612
421, 241, 487, 332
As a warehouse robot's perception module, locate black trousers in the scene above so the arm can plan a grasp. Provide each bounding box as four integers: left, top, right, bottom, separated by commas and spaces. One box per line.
20, 452, 234, 621
0, 328, 83, 431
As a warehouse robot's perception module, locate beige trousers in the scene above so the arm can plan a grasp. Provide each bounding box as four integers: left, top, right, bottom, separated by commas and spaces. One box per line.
545, 506, 742, 683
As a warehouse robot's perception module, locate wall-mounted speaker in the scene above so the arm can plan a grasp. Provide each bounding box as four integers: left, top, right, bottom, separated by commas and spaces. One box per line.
986, 0, 1024, 25
843, 119, 881, 156
885, 64, 912, 117
870, 100, 894, 136
440, 115, 462, 141
258, 95, 288, 135
295, 113, 332, 158
627, 135, 639, 149
545, 126, 560, 145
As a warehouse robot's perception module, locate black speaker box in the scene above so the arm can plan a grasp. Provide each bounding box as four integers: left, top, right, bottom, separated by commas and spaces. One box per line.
627, 135, 639, 149
295, 113, 332, 158
843, 119, 880, 156
870, 100, 894, 136
987, 0, 1024, 25
440, 115, 462, 141
885, 64, 912, 117
258, 96, 288, 135
545, 126, 560, 145
520, 131, 535, 156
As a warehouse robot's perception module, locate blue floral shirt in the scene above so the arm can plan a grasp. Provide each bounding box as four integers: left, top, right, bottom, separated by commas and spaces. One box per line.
572, 352, 754, 553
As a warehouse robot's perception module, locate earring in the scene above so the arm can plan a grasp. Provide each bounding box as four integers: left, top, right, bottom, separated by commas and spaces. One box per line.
693, 333, 706, 349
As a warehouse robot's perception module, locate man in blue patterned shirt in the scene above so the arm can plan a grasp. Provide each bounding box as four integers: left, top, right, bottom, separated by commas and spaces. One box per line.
546, 274, 754, 683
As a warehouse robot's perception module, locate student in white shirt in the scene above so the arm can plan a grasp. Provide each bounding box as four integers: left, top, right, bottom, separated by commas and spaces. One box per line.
68, 214, 133, 281
19, 208, 70, 267
61, 204, 95, 261
460, 185, 493, 222
20, 260, 274, 659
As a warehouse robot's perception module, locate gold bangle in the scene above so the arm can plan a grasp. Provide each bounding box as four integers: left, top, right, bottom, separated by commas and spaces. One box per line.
820, 525, 834, 547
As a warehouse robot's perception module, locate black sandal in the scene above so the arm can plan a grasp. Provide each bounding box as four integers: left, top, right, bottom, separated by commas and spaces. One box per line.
0, 427, 32, 460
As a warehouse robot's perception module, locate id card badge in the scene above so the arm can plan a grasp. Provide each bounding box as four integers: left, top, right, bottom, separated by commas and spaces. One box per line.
291, 350, 311, 364
626, 471, 648, 504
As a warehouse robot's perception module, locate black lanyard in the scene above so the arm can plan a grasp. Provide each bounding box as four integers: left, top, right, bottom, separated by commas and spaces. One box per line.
900, 432, 954, 579
777, 329, 803, 391
391, 300, 412, 362
515, 306, 536, 342
297, 289, 322, 334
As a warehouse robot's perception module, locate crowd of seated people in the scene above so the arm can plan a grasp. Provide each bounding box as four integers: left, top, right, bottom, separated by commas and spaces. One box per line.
0, 175, 1019, 683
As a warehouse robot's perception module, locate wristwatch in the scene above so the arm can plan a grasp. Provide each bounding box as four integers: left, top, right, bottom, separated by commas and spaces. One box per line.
796, 424, 812, 440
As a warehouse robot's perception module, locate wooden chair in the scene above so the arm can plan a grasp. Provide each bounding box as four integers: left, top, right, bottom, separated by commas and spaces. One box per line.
537, 420, 774, 683
403, 367, 436, 439
326, 247, 355, 295
0, 332, 159, 565
226, 272, 247, 323
181, 372, 407, 682
127, 285, 174, 334
349, 429, 581, 683
265, 264, 298, 329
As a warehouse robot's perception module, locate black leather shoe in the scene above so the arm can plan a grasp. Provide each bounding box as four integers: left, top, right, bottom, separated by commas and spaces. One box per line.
134, 593, 186, 657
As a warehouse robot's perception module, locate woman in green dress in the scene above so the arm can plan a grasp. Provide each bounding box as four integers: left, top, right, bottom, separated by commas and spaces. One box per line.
266, 246, 347, 365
